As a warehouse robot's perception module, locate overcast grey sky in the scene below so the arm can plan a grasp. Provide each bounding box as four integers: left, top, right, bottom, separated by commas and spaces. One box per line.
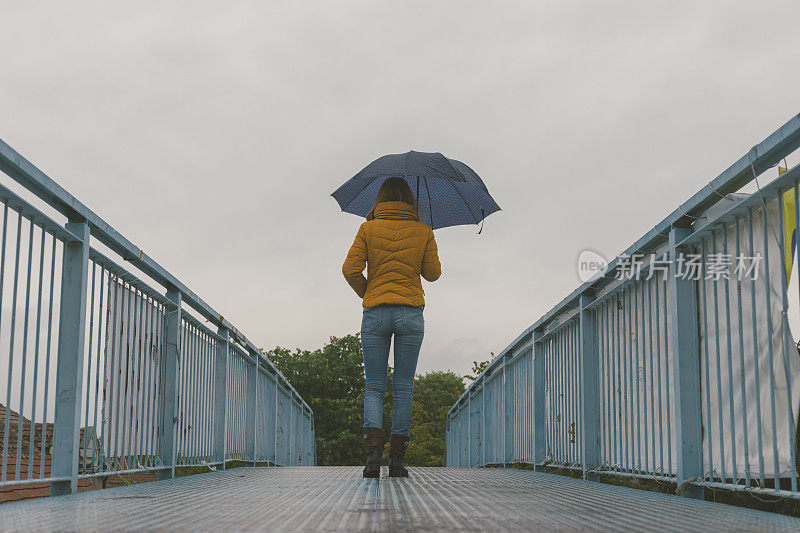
2, 1, 799, 376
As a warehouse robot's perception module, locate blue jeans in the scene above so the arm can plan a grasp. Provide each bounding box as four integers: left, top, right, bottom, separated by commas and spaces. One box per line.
361, 305, 424, 437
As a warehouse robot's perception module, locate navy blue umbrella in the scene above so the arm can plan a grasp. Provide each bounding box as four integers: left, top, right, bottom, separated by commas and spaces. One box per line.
331, 151, 500, 230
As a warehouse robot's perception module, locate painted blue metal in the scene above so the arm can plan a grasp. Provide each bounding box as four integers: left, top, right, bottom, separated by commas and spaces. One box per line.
175, 316, 221, 468
532, 328, 545, 470
214, 327, 230, 465
50, 220, 90, 496
446, 114, 800, 504
748, 207, 768, 485
579, 293, 600, 479
668, 226, 703, 499
0, 140, 315, 499
777, 189, 798, 492
503, 351, 514, 463
480, 373, 486, 466
733, 214, 752, 488
274, 372, 280, 463
158, 290, 182, 480
444, 117, 800, 393
245, 349, 258, 465
0, 139, 310, 415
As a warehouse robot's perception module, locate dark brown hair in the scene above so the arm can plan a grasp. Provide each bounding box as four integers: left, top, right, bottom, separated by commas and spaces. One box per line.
367, 177, 419, 219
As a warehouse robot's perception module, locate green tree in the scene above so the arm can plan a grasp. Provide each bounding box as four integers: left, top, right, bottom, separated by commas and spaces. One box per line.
405, 371, 465, 466
265, 335, 366, 466
464, 354, 493, 382
264, 334, 465, 467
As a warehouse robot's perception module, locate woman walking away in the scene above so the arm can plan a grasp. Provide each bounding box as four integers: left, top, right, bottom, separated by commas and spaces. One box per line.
342, 177, 441, 478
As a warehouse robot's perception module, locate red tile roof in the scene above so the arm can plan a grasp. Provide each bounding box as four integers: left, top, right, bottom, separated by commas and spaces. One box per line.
0, 404, 156, 504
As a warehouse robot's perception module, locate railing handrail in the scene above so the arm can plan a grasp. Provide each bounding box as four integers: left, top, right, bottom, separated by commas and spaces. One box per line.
0, 138, 311, 415
450, 113, 800, 416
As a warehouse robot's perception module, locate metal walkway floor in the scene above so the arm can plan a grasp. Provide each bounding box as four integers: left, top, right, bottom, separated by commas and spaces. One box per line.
1, 466, 799, 532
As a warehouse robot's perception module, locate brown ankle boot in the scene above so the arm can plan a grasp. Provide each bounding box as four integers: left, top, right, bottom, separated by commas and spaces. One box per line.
388, 434, 409, 477
363, 428, 384, 478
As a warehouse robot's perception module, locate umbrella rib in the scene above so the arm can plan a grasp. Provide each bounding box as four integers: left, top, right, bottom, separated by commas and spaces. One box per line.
443, 156, 467, 183
424, 178, 434, 229
445, 178, 480, 226
338, 177, 378, 212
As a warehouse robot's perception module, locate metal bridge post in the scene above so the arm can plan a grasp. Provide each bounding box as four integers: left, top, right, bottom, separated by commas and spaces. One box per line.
668, 226, 704, 499
214, 327, 230, 468
467, 390, 476, 466
532, 328, 546, 472
579, 292, 601, 481
290, 395, 296, 465
480, 379, 486, 467
503, 352, 515, 465
274, 379, 279, 464
50, 220, 90, 496
462, 388, 472, 466
289, 392, 295, 466
157, 290, 182, 481
299, 405, 305, 465
245, 351, 258, 466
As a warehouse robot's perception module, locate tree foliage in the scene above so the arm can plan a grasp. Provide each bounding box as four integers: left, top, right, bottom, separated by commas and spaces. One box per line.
464, 355, 493, 382
406, 371, 465, 466
265, 335, 365, 466
263, 334, 465, 467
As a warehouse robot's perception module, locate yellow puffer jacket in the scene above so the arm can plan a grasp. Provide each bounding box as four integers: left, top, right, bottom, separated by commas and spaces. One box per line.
342, 201, 441, 308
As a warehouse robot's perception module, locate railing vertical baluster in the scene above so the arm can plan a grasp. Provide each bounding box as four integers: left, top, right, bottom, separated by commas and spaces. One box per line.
30, 229, 46, 479
532, 328, 546, 472
157, 290, 182, 480
0, 205, 11, 484
467, 391, 473, 466
622, 288, 631, 472
0, 140, 314, 496
286, 389, 290, 464
291, 396, 297, 465
579, 292, 600, 480
298, 404, 303, 465
668, 226, 704, 499
16, 220, 35, 480
646, 275, 656, 476
246, 351, 258, 466
188, 325, 198, 465
50, 220, 90, 496
274, 378, 279, 465
480, 378, 486, 466
144, 295, 155, 466
503, 351, 515, 465
214, 328, 230, 468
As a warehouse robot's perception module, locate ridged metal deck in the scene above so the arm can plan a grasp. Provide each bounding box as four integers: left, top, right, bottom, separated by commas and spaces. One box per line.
0, 467, 798, 532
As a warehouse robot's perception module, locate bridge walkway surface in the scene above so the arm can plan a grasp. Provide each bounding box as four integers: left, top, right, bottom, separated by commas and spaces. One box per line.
0, 467, 798, 532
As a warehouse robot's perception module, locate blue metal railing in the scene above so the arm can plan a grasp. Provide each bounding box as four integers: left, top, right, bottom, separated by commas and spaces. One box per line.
0, 139, 315, 497
446, 113, 800, 501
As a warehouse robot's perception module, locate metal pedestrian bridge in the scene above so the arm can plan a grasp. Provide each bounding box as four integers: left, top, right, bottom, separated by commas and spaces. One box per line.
2, 467, 800, 532
3, 115, 800, 531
